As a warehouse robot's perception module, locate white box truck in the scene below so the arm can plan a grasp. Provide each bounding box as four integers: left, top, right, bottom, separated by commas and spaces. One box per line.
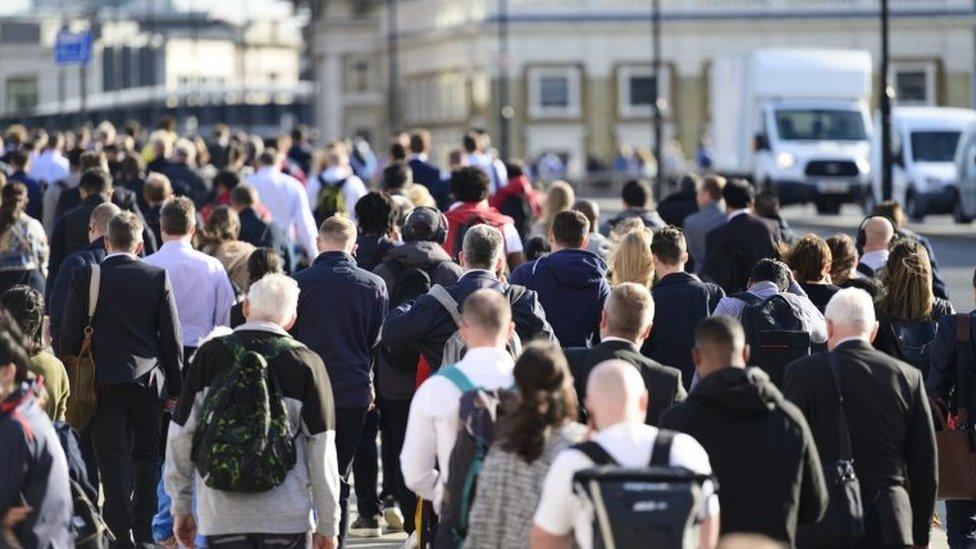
709, 49, 874, 214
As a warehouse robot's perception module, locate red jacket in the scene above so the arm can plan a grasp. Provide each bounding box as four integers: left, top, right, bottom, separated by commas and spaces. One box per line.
443, 201, 514, 259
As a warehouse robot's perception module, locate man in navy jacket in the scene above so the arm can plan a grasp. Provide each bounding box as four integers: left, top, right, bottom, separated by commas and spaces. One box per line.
643, 226, 724, 389
382, 224, 555, 367
407, 131, 449, 209
510, 210, 610, 348
291, 215, 388, 545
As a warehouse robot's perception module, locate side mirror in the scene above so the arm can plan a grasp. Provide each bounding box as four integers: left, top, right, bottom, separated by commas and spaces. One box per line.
753, 134, 770, 152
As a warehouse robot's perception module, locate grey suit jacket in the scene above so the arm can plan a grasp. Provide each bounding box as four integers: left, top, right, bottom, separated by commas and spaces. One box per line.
683, 201, 726, 273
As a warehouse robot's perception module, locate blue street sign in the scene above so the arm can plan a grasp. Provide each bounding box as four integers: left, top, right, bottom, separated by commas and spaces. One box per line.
55, 31, 92, 65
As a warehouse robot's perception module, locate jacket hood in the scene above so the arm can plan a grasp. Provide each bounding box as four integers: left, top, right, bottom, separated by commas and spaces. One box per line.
387, 240, 453, 267
693, 367, 781, 418
536, 249, 608, 288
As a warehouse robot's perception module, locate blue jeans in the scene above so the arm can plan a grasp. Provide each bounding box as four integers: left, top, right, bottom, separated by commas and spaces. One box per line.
947, 500, 976, 549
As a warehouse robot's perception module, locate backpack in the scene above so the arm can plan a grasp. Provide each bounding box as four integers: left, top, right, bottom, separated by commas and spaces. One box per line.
889, 318, 938, 374
737, 292, 810, 387
432, 366, 516, 549
497, 194, 534, 241
571, 430, 713, 549
429, 284, 524, 368
451, 212, 508, 261
191, 334, 304, 493
54, 422, 113, 548
381, 259, 445, 373
315, 176, 348, 224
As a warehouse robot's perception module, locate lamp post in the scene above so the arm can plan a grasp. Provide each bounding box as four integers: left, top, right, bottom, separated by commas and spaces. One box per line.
652, 0, 664, 201
497, 0, 512, 160
387, 0, 401, 134
880, 0, 893, 201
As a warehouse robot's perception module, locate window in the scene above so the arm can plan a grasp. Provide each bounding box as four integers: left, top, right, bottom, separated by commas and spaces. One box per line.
353, 61, 369, 93
528, 66, 581, 119
893, 62, 936, 106
618, 66, 668, 118
5, 76, 38, 113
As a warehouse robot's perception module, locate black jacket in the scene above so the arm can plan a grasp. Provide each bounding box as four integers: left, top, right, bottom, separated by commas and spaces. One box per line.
46, 238, 106, 354
237, 207, 296, 273
644, 271, 724, 388
575, 339, 687, 425
873, 298, 954, 378
660, 367, 827, 545
355, 234, 399, 271
702, 212, 781, 293
59, 255, 184, 398
372, 242, 464, 401
783, 340, 937, 547
657, 189, 698, 228
928, 310, 976, 410
408, 157, 450, 209
163, 162, 210, 208
291, 252, 388, 408
382, 270, 556, 368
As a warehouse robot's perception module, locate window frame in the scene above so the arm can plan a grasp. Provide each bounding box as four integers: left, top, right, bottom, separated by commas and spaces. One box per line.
527, 65, 582, 120
892, 61, 936, 106
617, 65, 668, 119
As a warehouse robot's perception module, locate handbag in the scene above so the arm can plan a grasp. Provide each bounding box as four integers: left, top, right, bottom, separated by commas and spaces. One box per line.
63, 264, 101, 431
935, 313, 976, 500
800, 352, 865, 546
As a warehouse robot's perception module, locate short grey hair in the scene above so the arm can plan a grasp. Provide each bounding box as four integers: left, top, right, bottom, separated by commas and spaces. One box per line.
89, 202, 121, 235
462, 224, 504, 270
246, 273, 300, 326
824, 288, 876, 334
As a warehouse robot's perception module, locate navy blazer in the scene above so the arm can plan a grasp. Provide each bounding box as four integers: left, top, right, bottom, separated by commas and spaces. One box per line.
59, 255, 183, 398
408, 158, 450, 209
644, 271, 724, 389
237, 207, 297, 273
382, 270, 556, 368
291, 252, 388, 408
47, 238, 106, 354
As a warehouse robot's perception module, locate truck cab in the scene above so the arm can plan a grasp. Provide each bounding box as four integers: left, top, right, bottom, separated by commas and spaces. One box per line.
870, 107, 976, 221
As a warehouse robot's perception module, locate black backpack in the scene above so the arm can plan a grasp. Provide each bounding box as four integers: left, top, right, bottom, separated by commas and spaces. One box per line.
737, 292, 811, 387
497, 194, 534, 241
380, 259, 444, 372
889, 318, 938, 374
571, 431, 713, 549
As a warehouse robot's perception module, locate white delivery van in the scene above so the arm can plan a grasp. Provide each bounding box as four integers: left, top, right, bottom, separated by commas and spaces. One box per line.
710, 49, 873, 214
869, 107, 976, 221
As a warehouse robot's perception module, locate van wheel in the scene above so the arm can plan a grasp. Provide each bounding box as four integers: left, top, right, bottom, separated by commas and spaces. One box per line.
954, 193, 974, 224
815, 199, 841, 215
905, 190, 926, 222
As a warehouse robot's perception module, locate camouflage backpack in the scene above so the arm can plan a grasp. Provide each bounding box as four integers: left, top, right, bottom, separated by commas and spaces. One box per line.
191, 334, 303, 493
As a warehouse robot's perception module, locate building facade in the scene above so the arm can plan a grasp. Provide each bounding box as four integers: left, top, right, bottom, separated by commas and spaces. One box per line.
311, 0, 976, 177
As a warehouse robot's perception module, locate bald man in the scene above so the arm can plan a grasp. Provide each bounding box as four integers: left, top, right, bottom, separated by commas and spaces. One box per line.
858, 216, 894, 277
531, 360, 719, 549
659, 317, 827, 545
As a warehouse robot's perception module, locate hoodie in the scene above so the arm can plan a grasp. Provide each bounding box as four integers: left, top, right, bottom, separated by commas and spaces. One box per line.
659, 367, 827, 545
509, 248, 610, 347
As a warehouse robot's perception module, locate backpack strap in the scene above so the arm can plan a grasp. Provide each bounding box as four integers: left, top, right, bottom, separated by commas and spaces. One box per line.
650, 429, 675, 466
429, 284, 463, 327
732, 291, 762, 306
571, 441, 617, 466
435, 364, 477, 393
86, 264, 101, 328
506, 284, 527, 306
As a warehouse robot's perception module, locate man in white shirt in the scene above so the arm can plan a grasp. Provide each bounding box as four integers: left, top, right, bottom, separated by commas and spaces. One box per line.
400, 289, 516, 512
144, 197, 235, 357
531, 359, 720, 549
29, 132, 70, 186
246, 148, 319, 262
858, 216, 894, 277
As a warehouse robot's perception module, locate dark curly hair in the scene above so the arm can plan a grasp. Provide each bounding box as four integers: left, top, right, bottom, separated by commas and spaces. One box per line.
354, 191, 397, 237
500, 341, 578, 463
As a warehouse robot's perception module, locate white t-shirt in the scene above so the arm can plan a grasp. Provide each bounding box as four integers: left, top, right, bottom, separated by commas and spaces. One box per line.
533, 422, 718, 549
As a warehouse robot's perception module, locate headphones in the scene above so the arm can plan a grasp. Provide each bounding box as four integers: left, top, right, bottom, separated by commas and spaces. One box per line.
403, 206, 448, 245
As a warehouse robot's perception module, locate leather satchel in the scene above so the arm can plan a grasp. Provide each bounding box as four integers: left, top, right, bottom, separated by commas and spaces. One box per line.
63, 264, 101, 431
934, 313, 976, 500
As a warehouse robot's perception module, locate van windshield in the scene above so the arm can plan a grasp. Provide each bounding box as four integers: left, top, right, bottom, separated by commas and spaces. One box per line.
911, 131, 961, 162
774, 109, 867, 141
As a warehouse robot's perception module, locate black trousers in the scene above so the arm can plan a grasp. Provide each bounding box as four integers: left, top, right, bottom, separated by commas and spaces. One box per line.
378, 397, 416, 534
335, 407, 367, 548
207, 532, 310, 549
353, 408, 382, 518
89, 383, 162, 547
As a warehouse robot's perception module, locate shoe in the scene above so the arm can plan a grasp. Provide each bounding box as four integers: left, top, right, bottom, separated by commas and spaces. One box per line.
401, 531, 418, 549
349, 516, 382, 538
383, 503, 405, 532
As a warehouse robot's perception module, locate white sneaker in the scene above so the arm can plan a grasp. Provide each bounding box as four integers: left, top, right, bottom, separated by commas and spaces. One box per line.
348, 516, 382, 538
383, 504, 405, 532
400, 531, 418, 549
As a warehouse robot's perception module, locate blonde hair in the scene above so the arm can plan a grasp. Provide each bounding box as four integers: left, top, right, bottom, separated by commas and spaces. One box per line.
878, 239, 934, 322
610, 228, 654, 288
541, 181, 575, 235
318, 215, 357, 247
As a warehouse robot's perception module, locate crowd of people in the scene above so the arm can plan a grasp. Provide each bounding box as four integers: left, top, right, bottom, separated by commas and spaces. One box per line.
0, 117, 970, 549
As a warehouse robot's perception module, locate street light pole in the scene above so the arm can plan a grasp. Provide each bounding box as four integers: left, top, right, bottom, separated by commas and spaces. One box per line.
387, 0, 401, 135
497, 0, 511, 160
880, 0, 893, 201
651, 0, 664, 201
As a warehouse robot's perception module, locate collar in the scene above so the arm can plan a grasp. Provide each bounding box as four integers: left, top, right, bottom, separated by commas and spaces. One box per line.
160, 239, 193, 251
458, 346, 515, 371
460, 269, 496, 282
747, 280, 781, 296
860, 249, 889, 269
408, 153, 428, 162
256, 166, 278, 176
727, 208, 750, 221
313, 250, 355, 265
595, 421, 648, 441
601, 336, 637, 348
234, 321, 290, 337
656, 271, 693, 286
833, 336, 871, 350
104, 252, 137, 261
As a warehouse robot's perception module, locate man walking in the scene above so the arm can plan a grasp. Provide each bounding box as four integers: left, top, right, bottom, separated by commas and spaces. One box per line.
291, 215, 388, 545
166, 273, 340, 549
60, 212, 183, 546
682, 175, 726, 273
145, 197, 235, 357
247, 149, 319, 264
659, 316, 828, 545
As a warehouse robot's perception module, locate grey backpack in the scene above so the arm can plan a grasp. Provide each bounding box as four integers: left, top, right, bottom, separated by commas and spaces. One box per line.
429, 284, 524, 367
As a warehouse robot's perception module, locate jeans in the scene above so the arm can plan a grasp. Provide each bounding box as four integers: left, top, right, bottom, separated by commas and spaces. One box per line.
947, 500, 976, 549
335, 407, 368, 548
206, 533, 310, 549
378, 397, 415, 534
353, 409, 381, 519
90, 383, 163, 547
